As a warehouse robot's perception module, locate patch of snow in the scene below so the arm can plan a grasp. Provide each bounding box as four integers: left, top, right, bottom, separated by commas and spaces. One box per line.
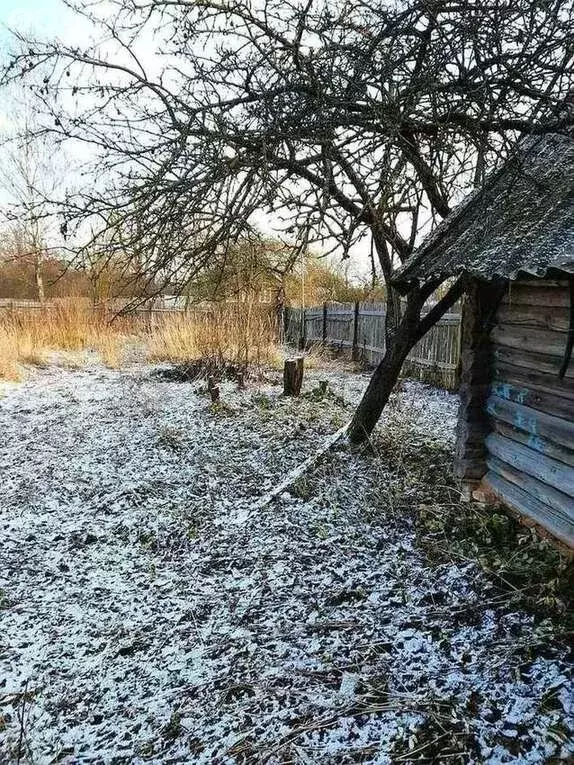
0, 364, 571, 763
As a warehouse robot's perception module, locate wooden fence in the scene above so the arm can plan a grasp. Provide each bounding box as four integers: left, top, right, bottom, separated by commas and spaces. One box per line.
0, 298, 185, 315
284, 302, 462, 390
1, 297, 461, 389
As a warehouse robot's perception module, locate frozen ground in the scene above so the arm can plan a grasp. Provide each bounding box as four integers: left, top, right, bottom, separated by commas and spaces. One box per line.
0, 361, 572, 764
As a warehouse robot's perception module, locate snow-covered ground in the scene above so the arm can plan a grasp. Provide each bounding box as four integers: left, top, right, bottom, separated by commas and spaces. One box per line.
0, 362, 572, 764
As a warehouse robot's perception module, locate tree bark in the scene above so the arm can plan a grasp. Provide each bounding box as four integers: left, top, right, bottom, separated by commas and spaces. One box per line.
347, 325, 418, 442
347, 279, 465, 444
347, 290, 423, 442
34, 256, 45, 304
347, 344, 411, 442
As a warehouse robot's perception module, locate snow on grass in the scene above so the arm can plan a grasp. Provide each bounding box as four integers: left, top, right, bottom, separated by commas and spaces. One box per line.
0, 363, 572, 763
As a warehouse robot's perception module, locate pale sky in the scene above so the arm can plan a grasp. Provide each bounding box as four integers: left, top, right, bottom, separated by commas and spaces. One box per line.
0, 0, 69, 36
0, 0, 373, 280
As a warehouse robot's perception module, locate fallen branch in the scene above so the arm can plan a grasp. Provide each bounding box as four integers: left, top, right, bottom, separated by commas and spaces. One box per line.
252, 421, 350, 513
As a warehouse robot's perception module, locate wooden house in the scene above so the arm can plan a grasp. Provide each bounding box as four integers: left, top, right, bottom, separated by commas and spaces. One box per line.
395, 133, 574, 548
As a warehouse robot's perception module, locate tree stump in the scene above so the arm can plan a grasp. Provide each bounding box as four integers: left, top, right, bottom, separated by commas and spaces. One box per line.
283, 357, 304, 396
207, 375, 220, 403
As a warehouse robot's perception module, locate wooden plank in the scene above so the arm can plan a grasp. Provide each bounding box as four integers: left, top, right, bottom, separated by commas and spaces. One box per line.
405, 356, 458, 371
486, 395, 574, 450
429, 313, 461, 325
493, 363, 574, 401
493, 345, 574, 380
501, 285, 570, 307
492, 419, 574, 467
357, 309, 386, 318
487, 455, 574, 522
485, 433, 574, 497
484, 471, 574, 548
245, 421, 351, 519
490, 380, 574, 421
490, 325, 569, 357
496, 304, 570, 332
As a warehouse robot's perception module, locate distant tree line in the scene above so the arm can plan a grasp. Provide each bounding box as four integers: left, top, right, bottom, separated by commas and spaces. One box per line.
0, 228, 381, 306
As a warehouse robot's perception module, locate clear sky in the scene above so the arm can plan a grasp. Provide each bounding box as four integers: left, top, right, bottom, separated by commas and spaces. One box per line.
0, 0, 77, 43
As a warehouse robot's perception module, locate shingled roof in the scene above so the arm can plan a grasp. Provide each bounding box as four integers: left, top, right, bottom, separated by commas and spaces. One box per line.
394, 132, 574, 289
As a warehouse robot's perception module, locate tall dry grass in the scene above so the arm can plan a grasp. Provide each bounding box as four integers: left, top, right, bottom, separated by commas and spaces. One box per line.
0, 300, 129, 379
147, 304, 278, 367
0, 299, 279, 380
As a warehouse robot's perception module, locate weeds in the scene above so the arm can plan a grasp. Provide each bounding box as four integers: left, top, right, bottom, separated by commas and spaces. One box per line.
372, 419, 574, 627
0, 300, 279, 380
0, 300, 128, 378
147, 304, 277, 368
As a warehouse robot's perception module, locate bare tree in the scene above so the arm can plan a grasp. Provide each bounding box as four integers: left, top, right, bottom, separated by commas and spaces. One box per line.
2, 0, 574, 438
0, 86, 64, 303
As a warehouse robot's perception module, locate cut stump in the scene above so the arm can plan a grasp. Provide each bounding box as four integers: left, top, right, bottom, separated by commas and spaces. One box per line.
284, 357, 304, 396
207, 376, 220, 403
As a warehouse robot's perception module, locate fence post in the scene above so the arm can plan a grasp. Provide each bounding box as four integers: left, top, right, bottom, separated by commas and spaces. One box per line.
322, 302, 328, 345
300, 308, 307, 350
352, 301, 360, 361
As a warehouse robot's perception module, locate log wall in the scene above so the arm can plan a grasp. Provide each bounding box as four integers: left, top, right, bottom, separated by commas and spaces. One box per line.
482, 279, 574, 547
454, 281, 506, 481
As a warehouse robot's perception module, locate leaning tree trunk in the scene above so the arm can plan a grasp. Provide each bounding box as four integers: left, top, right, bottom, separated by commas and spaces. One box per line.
347, 276, 466, 443
347, 290, 424, 443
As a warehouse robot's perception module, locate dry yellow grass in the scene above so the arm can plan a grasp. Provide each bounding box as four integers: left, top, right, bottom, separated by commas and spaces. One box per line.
0, 299, 279, 380
0, 327, 44, 380
147, 305, 277, 367
0, 300, 129, 379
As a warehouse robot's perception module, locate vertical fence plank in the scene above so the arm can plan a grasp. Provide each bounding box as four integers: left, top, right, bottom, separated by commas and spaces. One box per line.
352, 301, 360, 361
283, 302, 461, 390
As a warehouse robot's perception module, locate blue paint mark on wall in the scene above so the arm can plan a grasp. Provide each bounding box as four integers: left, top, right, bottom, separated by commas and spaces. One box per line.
492, 382, 512, 400
513, 410, 538, 435
527, 434, 545, 453
492, 382, 529, 405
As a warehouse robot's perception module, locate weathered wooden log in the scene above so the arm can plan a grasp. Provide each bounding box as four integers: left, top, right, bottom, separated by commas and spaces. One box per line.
487, 455, 574, 520
496, 304, 570, 332
502, 284, 570, 307
283, 357, 304, 396
489, 381, 574, 421
453, 280, 504, 480
485, 471, 574, 548
485, 433, 574, 497
490, 325, 569, 357
493, 363, 574, 401
486, 395, 574, 448
493, 345, 574, 379
207, 376, 220, 403
491, 419, 574, 467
